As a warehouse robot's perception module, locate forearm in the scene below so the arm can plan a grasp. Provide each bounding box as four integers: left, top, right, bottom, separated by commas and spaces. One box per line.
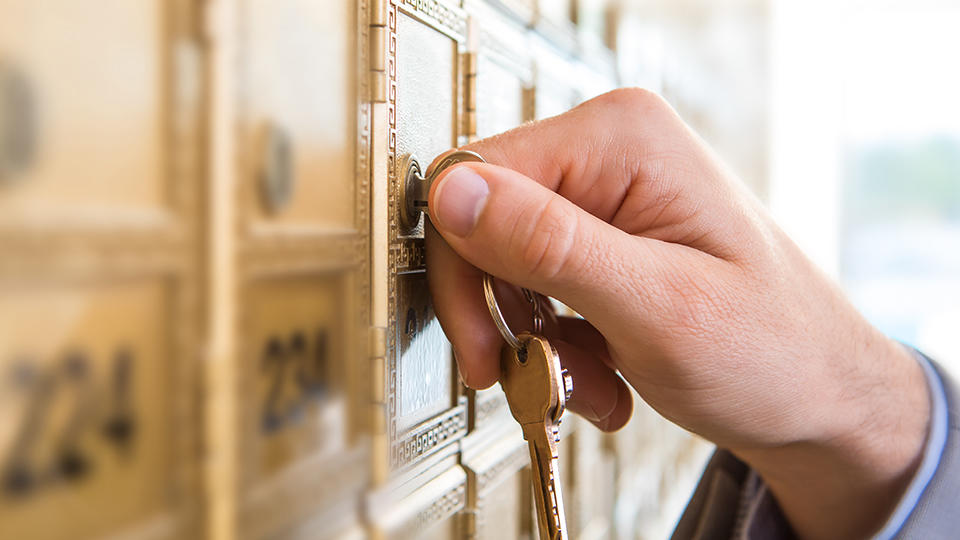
734, 336, 930, 539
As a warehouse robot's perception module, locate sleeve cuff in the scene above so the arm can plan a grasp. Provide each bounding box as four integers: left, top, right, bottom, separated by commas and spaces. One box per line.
871, 348, 949, 539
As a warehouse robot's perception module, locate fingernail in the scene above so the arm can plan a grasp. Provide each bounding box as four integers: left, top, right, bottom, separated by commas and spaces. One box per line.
432, 166, 489, 237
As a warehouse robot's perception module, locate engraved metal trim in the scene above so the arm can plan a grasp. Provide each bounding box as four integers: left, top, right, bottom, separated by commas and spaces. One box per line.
398, 149, 487, 230
384, 0, 470, 478
391, 403, 467, 470
398, 154, 424, 230
396, 0, 467, 40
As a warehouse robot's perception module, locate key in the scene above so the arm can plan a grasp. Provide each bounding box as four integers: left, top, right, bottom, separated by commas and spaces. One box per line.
500, 332, 574, 540
471, 165, 572, 539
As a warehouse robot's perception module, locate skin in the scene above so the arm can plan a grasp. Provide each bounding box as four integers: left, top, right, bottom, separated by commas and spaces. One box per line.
424, 88, 931, 539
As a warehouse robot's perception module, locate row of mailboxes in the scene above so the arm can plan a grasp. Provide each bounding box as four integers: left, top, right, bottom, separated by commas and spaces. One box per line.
0, 0, 655, 539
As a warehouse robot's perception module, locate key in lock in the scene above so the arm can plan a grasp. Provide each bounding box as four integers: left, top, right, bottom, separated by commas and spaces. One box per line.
398, 150, 485, 230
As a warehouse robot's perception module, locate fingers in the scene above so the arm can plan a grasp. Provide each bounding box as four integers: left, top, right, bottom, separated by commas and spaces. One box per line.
449, 88, 684, 222
428, 218, 634, 433
558, 316, 616, 371
427, 88, 753, 260
426, 223, 561, 389
428, 160, 676, 330
426, 221, 501, 389
556, 339, 633, 432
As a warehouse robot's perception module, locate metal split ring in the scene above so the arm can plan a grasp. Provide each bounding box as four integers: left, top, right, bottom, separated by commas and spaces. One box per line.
482, 273, 544, 351
438, 150, 544, 350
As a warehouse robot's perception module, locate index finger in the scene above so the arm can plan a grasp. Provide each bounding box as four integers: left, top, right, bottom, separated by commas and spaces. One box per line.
433, 88, 689, 223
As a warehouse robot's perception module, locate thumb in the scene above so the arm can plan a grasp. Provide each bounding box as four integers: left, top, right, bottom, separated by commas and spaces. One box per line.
428, 162, 665, 323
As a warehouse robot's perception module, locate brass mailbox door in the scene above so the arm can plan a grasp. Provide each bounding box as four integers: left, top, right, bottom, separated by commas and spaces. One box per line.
468, 0, 533, 140
0, 0, 196, 230
235, 0, 370, 536
534, 0, 577, 52
569, 423, 616, 537
372, 0, 469, 480
531, 38, 582, 121
367, 452, 467, 540
460, 430, 532, 540
0, 1, 202, 538
239, 0, 358, 231
0, 275, 195, 540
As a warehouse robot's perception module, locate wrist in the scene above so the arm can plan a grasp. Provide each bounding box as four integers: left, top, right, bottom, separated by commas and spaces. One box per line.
735, 333, 930, 539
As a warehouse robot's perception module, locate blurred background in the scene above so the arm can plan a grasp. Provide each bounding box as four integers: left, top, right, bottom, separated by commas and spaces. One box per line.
620, 0, 960, 372
1, 0, 957, 539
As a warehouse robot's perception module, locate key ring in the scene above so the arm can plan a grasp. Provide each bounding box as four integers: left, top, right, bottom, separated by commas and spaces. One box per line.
428, 150, 545, 350
482, 273, 544, 351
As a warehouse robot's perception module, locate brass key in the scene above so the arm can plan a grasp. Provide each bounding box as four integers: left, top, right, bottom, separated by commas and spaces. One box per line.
483, 273, 572, 540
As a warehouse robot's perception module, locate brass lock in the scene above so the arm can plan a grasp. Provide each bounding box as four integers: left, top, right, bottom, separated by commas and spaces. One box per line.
0, 60, 37, 184
257, 122, 294, 214
398, 154, 427, 230
398, 150, 485, 230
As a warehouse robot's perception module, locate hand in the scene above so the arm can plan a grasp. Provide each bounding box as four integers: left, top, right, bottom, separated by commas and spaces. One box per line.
425, 88, 931, 539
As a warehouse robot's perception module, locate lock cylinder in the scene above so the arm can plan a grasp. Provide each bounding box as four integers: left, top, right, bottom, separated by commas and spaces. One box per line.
398, 150, 486, 231
399, 154, 429, 230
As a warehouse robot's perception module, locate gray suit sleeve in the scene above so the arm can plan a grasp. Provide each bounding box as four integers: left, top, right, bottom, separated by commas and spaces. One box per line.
894, 360, 959, 539
671, 356, 959, 540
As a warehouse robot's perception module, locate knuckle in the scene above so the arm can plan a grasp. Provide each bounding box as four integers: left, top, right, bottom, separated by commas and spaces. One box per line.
591, 87, 669, 113
514, 198, 583, 281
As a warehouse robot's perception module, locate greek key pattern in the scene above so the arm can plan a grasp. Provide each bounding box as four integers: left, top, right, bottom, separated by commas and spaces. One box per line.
385, 0, 466, 470
404, 479, 466, 539
395, 239, 426, 271
397, 0, 466, 38
386, 0, 401, 442
391, 406, 467, 469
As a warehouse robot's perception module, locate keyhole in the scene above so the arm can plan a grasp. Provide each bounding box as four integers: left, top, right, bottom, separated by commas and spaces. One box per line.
405, 307, 418, 336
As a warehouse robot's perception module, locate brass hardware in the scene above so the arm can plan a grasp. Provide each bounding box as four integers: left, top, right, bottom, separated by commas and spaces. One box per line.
369, 1, 388, 103
398, 150, 486, 231
398, 154, 426, 230
460, 509, 478, 538
369, 325, 387, 405
462, 52, 478, 138
0, 60, 36, 184
523, 86, 537, 123
257, 122, 294, 214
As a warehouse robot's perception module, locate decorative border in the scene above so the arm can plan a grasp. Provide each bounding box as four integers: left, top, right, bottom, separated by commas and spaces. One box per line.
385, 0, 468, 474
397, 0, 467, 39
391, 402, 467, 470
0, 1, 203, 537
231, 0, 374, 529
408, 480, 466, 538
476, 443, 528, 495
353, 0, 375, 447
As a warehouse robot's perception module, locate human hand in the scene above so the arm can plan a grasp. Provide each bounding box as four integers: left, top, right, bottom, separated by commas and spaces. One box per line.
425, 89, 931, 539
